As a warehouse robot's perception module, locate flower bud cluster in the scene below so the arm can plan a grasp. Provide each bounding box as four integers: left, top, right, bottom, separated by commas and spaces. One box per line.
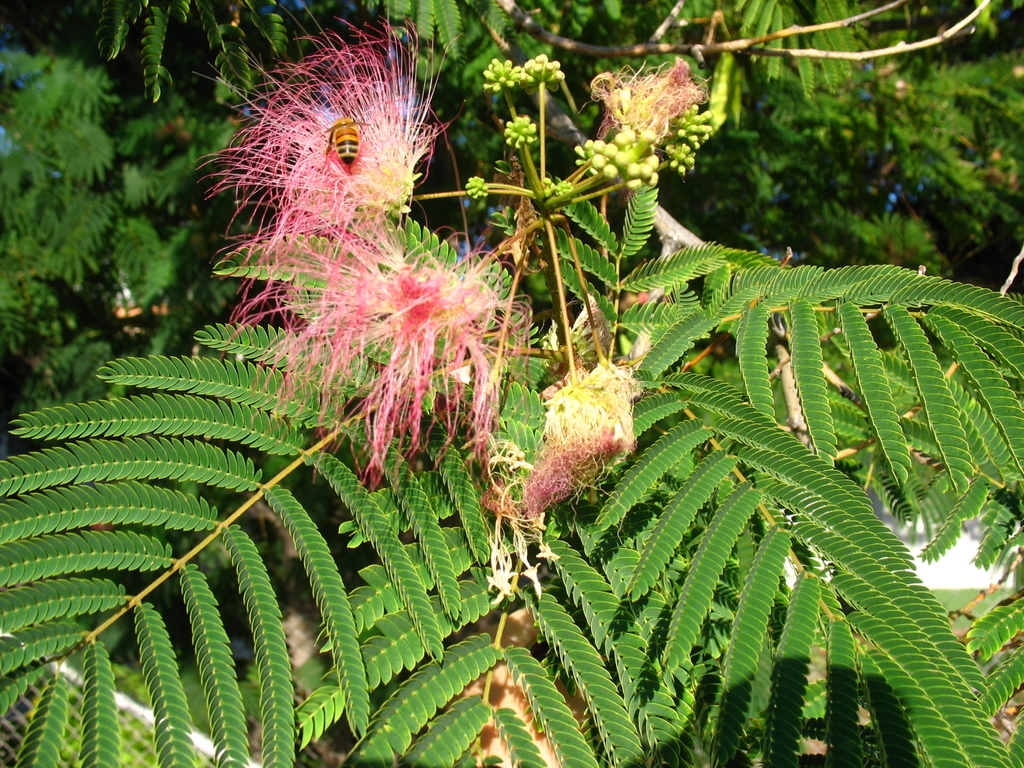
483, 59, 525, 94
521, 54, 564, 93
663, 105, 715, 175
542, 177, 573, 199
581, 128, 661, 190
505, 115, 538, 149
465, 176, 490, 200
483, 56, 564, 95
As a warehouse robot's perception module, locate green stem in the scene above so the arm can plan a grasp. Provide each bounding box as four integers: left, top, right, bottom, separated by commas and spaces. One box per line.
544, 217, 579, 382
539, 86, 547, 186
72, 428, 344, 652
545, 173, 613, 210
559, 217, 609, 366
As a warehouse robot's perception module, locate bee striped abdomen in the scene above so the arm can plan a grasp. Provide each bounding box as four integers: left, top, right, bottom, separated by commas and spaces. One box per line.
327, 117, 359, 166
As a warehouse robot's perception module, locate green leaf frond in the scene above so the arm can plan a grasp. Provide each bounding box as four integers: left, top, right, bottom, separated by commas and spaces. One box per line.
141, 6, 171, 101
596, 419, 711, 529
735, 300, 775, 419
97, 356, 319, 423
884, 305, 974, 491
556, 227, 618, 289
178, 565, 252, 768
789, 300, 837, 459
0, 436, 258, 497
222, 528, 295, 768
762, 575, 821, 767
263, 487, 370, 733
619, 185, 658, 260
0, 578, 125, 635
12, 394, 303, 454
663, 482, 761, 673
619, 451, 737, 601
194, 323, 295, 365
491, 706, 549, 768
714, 527, 791, 765
638, 308, 717, 377
348, 634, 500, 764
98, 0, 146, 59
0, 481, 217, 544
838, 303, 913, 484
16, 673, 70, 768
404, 695, 491, 767
503, 646, 602, 768
0, 530, 171, 587
81, 640, 120, 768
967, 601, 1024, 660
623, 241, 770, 294
530, 592, 645, 766
317, 454, 446, 659
566, 199, 618, 253
1, 622, 87, 677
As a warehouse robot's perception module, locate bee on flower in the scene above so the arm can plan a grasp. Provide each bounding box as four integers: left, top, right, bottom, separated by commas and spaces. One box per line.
217, 29, 441, 241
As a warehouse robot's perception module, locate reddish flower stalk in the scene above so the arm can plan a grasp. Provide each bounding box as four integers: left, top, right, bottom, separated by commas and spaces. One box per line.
217, 29, 441, 244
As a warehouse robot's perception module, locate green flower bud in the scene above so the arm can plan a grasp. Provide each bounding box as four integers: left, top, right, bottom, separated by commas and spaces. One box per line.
466, 176, 490, 199
521, 54, 565, 94
505, 115, 538, 148
484, 59, 525, 94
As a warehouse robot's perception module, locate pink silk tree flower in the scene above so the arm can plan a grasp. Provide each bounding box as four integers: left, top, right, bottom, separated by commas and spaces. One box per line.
256, 228, 524, 481
591, 59, 705, 144
217, 29, 440, 244
521, 363, 640, 518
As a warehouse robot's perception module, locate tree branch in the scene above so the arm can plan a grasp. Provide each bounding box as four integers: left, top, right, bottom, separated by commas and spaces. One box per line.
495, 0, 990, 62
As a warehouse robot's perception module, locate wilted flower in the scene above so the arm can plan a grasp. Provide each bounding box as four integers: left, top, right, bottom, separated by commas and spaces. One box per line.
522, 363, 640, 517
591, 59, 705, 144
217, 29, 440, 244
247, 226, 523, 480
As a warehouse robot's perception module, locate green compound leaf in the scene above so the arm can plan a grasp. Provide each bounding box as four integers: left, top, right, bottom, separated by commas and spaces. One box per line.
350, 634, 500, 764
663, 483, 761, 673
0, 578, 125, 635
264, 487, 370, 734
222, 529, 295, 768
0, 481, 217, 545
179, 566, 252, 768
884, 306, 975, 491
530, 593, 645, 766
491, 706, 548, 768
135, 604, 195, 768
0, 436, 259, 497
789, 300, 836, 459
618, 450, 737, 600
736, 300, 775, 419
762, 576, 821, 768
317, 454, 445, 660
597, 419, 711, 530
838, 303, 913, 485
714, 527, 792, 765
619, 184, 658, 259
81, 640, 120, 768
503, 646, 601, 768
17, 673, 70, 768
403, 696, 491, 768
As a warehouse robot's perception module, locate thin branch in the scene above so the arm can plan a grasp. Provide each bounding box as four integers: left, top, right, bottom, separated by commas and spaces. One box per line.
649, 0, 689, 44
999, 240, 1024, 294
495, 0, 989, 62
